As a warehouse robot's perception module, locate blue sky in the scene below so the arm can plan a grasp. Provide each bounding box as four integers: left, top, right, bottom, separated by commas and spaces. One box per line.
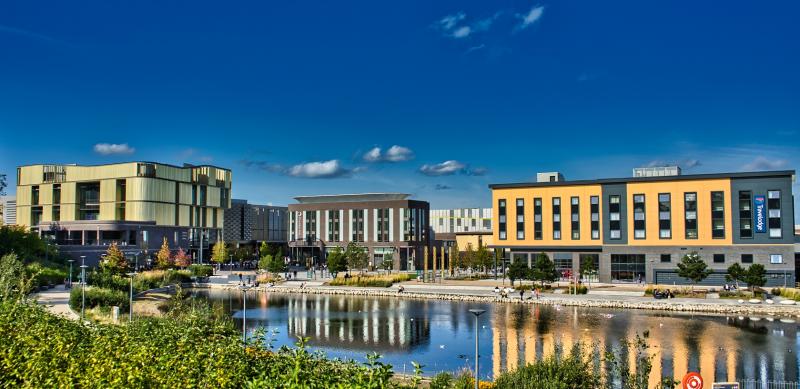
1, 0, 798, 216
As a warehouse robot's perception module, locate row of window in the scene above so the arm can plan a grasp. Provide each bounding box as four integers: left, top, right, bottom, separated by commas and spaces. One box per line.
498, 189, 784, 240
659, 253, 784, 264
290, 209, 427, 243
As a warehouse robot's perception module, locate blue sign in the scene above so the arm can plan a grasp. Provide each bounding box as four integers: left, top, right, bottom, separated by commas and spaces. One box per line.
754, 195, 766, 233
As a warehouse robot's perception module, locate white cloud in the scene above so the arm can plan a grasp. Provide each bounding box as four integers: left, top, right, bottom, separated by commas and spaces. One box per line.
419, 160, 466, 176
93, 143, 135, 155
742, 156, 788, 171
287, 160, 351, 179
452, 26, 472, 39
465, 44, 486, 54
515, 5, 545, 31
439, 12, 466, 31
363, 145, 414, 163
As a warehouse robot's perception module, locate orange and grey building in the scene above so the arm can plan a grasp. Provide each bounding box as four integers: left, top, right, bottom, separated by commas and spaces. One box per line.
489, 168, 796, 286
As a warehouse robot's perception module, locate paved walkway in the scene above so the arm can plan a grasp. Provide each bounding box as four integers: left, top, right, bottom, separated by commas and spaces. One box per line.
33, 284, 80, 321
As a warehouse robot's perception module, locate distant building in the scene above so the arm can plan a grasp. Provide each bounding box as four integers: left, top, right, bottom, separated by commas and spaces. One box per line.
0, 196, 15, 225
430, 208, 492, 234
287, 193, 430, 271
15, 162, 231, 265
223, 199, 288, 245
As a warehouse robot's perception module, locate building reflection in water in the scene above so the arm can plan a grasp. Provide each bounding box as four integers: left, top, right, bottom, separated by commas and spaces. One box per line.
196, 289, 799, 382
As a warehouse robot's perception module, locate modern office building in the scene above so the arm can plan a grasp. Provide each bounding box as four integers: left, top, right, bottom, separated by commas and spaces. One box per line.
490, 168, 796, 286
223, 199, 288, 245
0, 196, 16, 226
15, 162, 232, 265
287, 193, 430, 270
430, 208, 492, 234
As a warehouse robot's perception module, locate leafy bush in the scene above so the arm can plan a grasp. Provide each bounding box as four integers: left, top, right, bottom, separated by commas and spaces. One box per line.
328, 273, 414, 287
69, 286, 129, 311
567, 283, 588, 295
132, 270, 193, 292
256, 273, 282, 284
772, 288, 800, 301
26, 263, 67, 288
188, 264, 213, 277
88, 270, 130, 292
0, 300, 402, 388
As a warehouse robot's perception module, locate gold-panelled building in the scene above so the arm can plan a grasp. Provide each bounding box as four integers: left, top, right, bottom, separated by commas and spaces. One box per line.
15, 162, 232, 265
489, 168, 796, 286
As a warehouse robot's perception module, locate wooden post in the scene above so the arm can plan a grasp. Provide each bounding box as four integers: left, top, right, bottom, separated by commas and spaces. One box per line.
440, 246, 446, 282
432, 246, 438, 283
448, 246, 454, 278
423, 246, 429, 282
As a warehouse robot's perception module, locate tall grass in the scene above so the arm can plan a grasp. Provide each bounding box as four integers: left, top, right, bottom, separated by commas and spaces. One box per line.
328, 273, 414, 287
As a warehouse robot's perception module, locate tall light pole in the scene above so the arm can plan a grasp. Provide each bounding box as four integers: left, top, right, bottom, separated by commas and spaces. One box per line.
126, 271, 137, 323
67, 259, 74, 289
240, 285, 252, 343
79, 255, 87, 320
468, 309, 486, 389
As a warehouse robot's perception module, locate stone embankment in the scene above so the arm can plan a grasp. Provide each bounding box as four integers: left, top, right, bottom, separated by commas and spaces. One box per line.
210, 284, 800, 317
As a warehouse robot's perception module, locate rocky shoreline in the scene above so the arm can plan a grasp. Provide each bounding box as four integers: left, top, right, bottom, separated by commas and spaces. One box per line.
204, 284, 800, 317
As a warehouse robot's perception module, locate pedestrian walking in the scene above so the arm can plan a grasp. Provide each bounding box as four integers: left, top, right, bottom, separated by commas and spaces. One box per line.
519, 289, 524, 300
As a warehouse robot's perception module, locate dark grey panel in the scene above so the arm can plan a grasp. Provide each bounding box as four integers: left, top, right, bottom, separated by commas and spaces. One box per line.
731, 176, 795, 244
602, 183, 627, 244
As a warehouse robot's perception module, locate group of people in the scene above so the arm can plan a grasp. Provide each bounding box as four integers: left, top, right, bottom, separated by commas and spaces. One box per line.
652, 288, 675, 299
723, 283, 738, 291
493, 286, 541, 300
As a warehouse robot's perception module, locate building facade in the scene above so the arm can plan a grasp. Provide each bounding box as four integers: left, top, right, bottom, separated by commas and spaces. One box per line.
0, 196, 16, 226
430, 208, 492, 234
15, 162, 232, 265
490, 170, 796, 286
223, 199, 288, 244
287, 193, 430, 270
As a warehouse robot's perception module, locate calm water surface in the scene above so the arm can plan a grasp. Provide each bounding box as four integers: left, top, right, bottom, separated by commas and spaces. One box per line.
191, 289, 800, 383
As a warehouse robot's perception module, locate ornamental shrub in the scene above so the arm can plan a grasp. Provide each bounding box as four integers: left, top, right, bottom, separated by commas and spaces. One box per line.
69, 286, 129, 311
188, 264, 214, 277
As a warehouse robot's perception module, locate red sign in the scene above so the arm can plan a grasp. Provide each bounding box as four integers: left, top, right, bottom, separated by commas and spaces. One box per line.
683, 372, 703, 389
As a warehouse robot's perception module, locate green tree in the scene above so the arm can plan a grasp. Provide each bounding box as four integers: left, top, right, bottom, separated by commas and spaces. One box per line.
744, 264, 767, 292
326, 246, 347, 277
474, 243, 493, 274
381, 253, 394, 273
507, 257, 529, 286
211, 241, 227, 266
344, 242, 368, 274
450, 241, 464, 272
676, 251, 711, 291
0, 253, 33, 300
100, 242, 128, 275
155, 237, 173, 269
463, 243, 476, 271
259, 241, 270, 259
0, 225, 50, 263
0, 173, 6, 196
725, 263, 745, 290
267, 255, 287, 274
580, 255, 597, 289
531, 252, 558, 288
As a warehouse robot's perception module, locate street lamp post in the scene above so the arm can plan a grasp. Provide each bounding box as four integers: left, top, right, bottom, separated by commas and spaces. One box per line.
468, 309, 486, 389
67, 259, 75, 289
240, 285, 253, 343
79, 255, 87, 320
126, 272, 137, 323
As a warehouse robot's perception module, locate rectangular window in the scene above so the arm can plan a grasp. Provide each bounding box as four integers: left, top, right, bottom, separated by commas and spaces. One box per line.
498, 199, 507, 240
533, 198, 542, 240
590, 196, 600, 240
738, 191, 753, 239
660, 254, 671, 263
377, 208, 390, 242
570, 197, 580, 240
684, 192, 698, 239
52, 184, 61, 204
31, 186, 40, 206
770, 254, 783, 264
741, 254, 753, 264
352, 209, 365, 242
609, 195, 621, 240
327, 210, 340, 242
767, 190, 782, 238
305, 211, 317, 241
711, 191, 725, 239
552, 197, 561, 240
633, 194, 645, 239
713, 254, 725, 263
515, 199, 525, 240
658, 193, 671, 239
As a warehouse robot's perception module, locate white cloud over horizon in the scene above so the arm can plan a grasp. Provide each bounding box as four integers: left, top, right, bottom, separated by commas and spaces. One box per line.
363, 145, 415, 162
515, 5, 545, 31
93, 143, 135, 155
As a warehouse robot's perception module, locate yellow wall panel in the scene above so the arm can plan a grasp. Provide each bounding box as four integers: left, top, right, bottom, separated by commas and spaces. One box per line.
16, 186, 31, 207
492, 184, 603, 247
155, 165, 191, 181
40, 184, 53, 205
100, 179, 117, 203
625, 179, 732, 246
65, 163, 138, 182
41, 205, 52, 223
178, 183, 193, 204
207, 187, 221, 208
100, 203, 117, 220
16, 205, 31, 227
127, 177, 176, 203
178, 205, 190, 226
60, 204, 76, 221
61, 182, 77, 204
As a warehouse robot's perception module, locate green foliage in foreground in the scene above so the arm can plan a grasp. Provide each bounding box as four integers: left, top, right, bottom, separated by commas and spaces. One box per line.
69, 286, 129, 311
0, 300, 405, 388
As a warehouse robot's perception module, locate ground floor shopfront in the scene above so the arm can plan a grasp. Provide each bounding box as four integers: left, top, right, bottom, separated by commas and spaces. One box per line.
288, 240, 429, 271
501, 244, 796, 287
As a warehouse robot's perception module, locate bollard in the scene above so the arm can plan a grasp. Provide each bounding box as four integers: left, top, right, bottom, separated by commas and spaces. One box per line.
111, 306, 120, 323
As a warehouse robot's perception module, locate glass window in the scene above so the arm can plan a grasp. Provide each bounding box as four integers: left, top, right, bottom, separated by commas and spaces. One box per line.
571, 196, 580, 240
498, 199, 507, 240
609, 195, 621, 240
633, 194, 645, 239
533, 198, 542, 240
684, 192, 698, 239
590, 195, 600, 240
741, 254, 753, 263
658, 193, 671, 239
552, 197, 561, 239
713, 254, 725, 263
711, 192, 725, 239
770, 254, 783, 264
738, 191, 753, 239
767, 190, 782, 238
660, 254, 671, 263
516, 198, 525, 240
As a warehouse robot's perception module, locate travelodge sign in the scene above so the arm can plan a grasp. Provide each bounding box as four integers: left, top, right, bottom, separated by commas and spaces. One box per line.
754, 195, 766, 233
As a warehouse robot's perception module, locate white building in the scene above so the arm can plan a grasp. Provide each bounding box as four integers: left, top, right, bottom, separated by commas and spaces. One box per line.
430, 208, 491, 234
0, 196, 16, 226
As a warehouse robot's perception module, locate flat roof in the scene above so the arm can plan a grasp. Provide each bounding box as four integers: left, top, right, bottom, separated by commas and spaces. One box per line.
293, 193, 411, 204
489, 170, 795, 189
17, 161, 231, 172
